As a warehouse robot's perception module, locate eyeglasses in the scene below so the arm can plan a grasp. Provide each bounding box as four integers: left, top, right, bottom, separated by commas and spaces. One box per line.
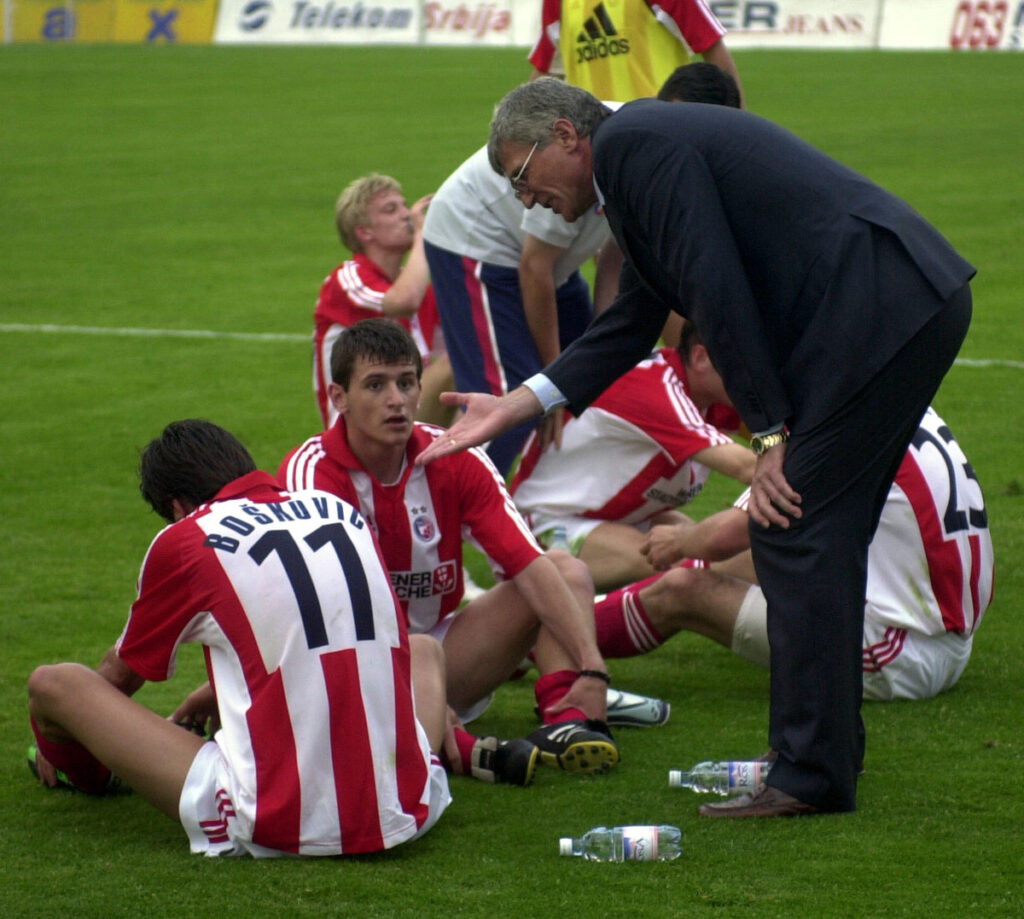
509, 141, 540, 198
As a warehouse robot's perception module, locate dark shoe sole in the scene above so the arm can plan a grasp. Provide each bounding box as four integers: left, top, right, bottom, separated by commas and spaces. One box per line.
538, 739, 619, 774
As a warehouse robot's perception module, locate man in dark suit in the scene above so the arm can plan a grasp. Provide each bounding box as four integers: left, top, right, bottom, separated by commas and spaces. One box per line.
416, 78, 974, 816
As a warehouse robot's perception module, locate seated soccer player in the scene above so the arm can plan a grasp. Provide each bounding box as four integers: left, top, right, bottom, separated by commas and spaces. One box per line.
510, 322, 755, 593
313, 173, 453, 429
279, 318, 619, 782
595, 407, 993, 702
27, 419, 450, 856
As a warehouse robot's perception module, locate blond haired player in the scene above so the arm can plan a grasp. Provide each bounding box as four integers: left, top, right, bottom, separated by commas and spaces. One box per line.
313, 173, 452, 429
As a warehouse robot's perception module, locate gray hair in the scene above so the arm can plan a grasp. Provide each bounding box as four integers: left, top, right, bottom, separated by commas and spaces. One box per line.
487, 78, 609, 175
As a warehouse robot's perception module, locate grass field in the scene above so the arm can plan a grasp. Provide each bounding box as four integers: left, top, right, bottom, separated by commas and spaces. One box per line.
1, 45, 1022, 918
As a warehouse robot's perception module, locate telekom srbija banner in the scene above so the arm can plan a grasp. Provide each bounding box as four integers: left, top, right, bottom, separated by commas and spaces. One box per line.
212, 0, 538, 44
210, 0, 1023, 49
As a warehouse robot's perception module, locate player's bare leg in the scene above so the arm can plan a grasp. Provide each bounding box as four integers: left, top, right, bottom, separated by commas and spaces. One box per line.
409, 634, 448, 752
27, 663, 204, 819
579, 512, 691, 593
631, 566, 752, 648
441, 580, 541, 712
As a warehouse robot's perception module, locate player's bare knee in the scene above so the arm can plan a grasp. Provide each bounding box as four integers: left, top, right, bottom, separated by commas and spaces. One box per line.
647, 566, 703, 631
27, 663, 85, 726
545, 549, 594, 596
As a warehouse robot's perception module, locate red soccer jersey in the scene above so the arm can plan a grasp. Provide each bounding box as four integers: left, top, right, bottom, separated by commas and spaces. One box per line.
116, 472, 438, 855
511, 348, 736, 526
278, 422, 543, 634
313, 253, 442, 427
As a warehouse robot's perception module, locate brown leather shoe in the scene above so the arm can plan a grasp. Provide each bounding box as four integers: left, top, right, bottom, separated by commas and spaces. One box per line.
697, 783, 820, 819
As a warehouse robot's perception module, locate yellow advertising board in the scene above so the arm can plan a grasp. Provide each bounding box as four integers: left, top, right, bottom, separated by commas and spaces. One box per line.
112, 0, 217, 43
0, 0, 216, 42
2, 0, 116, 42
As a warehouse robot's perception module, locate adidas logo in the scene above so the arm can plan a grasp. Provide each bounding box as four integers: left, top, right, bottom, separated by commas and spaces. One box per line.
575, 2, 631, 63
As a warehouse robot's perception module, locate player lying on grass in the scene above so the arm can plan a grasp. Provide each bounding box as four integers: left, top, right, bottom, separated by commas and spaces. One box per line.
595, 407, 993, 702
27, 419, 450, 856
278, 318, 620, 782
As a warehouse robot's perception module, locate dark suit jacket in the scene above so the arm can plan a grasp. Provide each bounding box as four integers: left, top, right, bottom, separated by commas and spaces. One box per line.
544, 99, 975, 433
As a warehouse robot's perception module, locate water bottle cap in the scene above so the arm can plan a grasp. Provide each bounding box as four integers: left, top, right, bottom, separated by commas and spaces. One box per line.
668, 769, 682, 787
558, 838, 573, 856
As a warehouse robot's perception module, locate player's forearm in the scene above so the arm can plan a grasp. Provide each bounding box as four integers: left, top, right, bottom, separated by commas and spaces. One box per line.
701, 40, 745, 107
380, 238, 430, 318
683, 511, 751, 562
520, 278, 560, 366
519, 239, 563, 365
694, 443, 758, 485
515, 556, 605, 672
96, 646, 146, 697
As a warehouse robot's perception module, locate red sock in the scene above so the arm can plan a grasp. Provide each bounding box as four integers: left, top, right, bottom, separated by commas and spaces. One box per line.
442, 727, 478, 775
594, 572, 666, 658
534, 670, 587, 725
30, 717, 112, 794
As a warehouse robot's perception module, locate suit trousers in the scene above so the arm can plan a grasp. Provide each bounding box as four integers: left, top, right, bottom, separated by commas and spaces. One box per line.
423, 240, 593, 475
749, 258, 972, 812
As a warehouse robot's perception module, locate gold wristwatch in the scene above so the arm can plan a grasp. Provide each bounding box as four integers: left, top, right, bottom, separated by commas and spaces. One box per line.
750, 428, 789, 455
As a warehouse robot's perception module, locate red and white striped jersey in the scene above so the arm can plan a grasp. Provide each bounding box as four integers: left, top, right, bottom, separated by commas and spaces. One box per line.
278, 422, 542, 634
313, 254, 442, 427
116, 471, 439, 856
511, 347, 738, 525
734, 407, 994, 640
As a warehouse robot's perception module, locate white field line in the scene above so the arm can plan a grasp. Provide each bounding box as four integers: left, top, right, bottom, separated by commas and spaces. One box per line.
0, 323, 308, 343
1, 322, 1021, 369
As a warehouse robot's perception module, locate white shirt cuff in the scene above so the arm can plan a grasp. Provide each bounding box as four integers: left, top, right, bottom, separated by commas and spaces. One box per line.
523, 374, 568, 413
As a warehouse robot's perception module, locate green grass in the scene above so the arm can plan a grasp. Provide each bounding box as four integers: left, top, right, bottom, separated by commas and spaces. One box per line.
1, 45, 1023, 918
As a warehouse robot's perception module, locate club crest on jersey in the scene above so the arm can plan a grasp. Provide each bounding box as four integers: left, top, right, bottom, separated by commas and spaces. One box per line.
412, 514, 435, 542
433, 562, 456, 594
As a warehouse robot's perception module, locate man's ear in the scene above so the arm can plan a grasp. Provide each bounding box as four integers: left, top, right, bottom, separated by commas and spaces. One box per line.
170, 498, 194, 522
352, 223, 372, 248
690, 343, 713, 373
552, 117, 581, 151
328, 381, 347, 417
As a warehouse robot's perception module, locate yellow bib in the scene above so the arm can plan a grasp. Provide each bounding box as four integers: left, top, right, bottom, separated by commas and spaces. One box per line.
558, 0, 691, 100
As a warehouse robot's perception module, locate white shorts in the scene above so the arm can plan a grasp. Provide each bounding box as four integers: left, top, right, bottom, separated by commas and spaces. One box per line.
861, 616, 973, 701
178, 743, 450, 858
525, 512, 645, 554
427, 612, 493, 724
730, 587, 973, 701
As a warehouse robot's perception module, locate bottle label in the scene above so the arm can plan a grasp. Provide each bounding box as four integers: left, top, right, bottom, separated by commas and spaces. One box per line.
727, 761, 764, 792
620, 826, 657, 861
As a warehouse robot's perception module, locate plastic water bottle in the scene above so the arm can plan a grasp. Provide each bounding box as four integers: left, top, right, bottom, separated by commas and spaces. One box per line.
559, 825, 681, 861
547, 524, 571, 552
668, 760, 770, 795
